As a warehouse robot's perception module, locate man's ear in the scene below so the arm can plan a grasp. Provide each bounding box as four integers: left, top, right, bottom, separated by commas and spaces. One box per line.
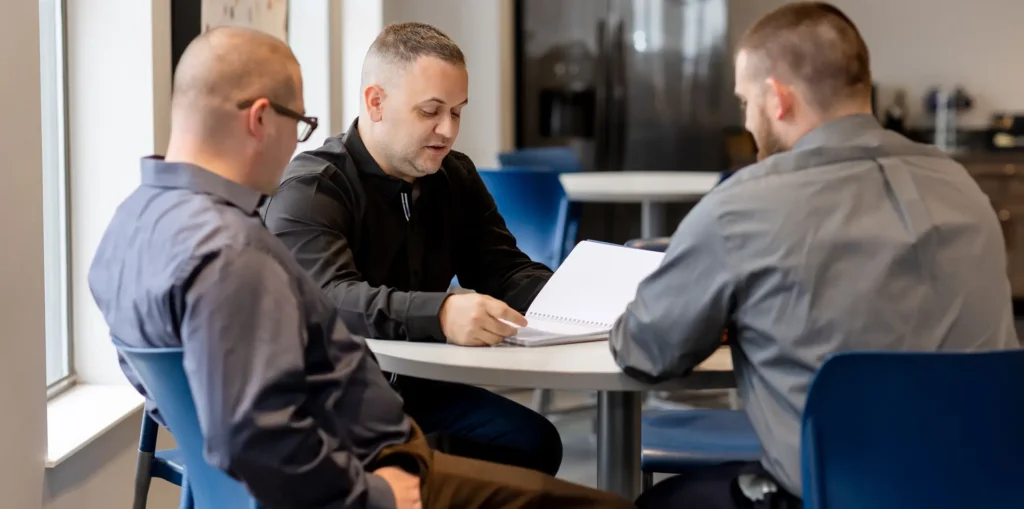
245, 98, 271, 142
364, 85, 387, 122
764, 77, 794, 121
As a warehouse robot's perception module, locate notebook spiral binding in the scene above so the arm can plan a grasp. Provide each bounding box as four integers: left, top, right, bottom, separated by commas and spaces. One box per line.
526, 312, 611, 329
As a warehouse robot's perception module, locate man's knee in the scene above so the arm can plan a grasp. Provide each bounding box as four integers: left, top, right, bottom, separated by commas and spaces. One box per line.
537, 417, 564, 475
511, 408, 563, 475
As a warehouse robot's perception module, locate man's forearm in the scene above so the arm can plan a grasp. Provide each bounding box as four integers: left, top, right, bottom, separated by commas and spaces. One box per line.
325, 279, 449, 341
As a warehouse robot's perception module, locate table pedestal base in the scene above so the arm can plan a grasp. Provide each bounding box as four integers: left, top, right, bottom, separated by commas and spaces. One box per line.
640, 202, 665, 239
597, 391, 642, 501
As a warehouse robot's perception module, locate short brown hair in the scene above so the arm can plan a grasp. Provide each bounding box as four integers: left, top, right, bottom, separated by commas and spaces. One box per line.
738, 2, 871, 112
367, 22, 465, 69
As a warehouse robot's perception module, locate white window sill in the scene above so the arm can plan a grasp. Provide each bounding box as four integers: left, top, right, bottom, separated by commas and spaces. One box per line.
46, 384, 144, 468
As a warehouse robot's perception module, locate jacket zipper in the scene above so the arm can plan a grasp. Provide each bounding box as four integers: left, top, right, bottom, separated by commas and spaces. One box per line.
389, 191, 413, 386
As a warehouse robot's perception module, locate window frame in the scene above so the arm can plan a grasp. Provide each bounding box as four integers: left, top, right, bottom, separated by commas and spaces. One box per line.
40, 0, 75, 398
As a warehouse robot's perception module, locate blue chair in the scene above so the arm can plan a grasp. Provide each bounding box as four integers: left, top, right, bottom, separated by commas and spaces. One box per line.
641, 409, 762, 489
477, 167, 571, 270
498, 147, 583, 262
133, 412, 188, 509
802, 350, 1024, 509
498, 146, 582, 173
115, 341, 259, 509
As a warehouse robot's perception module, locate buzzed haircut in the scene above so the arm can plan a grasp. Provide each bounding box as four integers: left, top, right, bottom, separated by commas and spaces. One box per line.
172, 26, 300, 128
361, 22, 465, 88
738, 2, 871, 113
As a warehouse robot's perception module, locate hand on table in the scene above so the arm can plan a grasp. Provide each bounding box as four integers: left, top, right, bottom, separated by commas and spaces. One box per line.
439, 293, 527, 346
374, 466, 422, 509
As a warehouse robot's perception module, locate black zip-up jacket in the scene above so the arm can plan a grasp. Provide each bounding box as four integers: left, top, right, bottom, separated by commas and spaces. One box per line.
261, 120, 552, 342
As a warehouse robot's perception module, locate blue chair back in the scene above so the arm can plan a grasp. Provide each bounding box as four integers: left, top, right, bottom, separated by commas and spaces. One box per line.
478, 168, 569, 270
498, 146, 582, 173
115, 341, 258, 509
801, 349, 1024, 509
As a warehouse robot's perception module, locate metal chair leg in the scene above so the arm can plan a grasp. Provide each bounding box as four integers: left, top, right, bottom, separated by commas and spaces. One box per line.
729, 389, 741, 410
179, 475, 193, 509
642, 471, 654, 492
132, 450, 154, 509
532, 388, 552, 414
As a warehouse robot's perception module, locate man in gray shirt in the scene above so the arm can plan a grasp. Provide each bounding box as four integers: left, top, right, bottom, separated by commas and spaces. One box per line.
611, 3, 1019, 508
89, 27, 630, 509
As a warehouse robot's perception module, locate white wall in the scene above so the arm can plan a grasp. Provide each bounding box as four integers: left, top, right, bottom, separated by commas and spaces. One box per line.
342, 0, 384, 127
0, 0, 48, 506
730, 0, 1024, 127
289, 0, 346, 153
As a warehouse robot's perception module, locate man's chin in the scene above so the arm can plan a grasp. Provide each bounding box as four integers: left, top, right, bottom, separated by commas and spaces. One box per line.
412, 161, 443, 176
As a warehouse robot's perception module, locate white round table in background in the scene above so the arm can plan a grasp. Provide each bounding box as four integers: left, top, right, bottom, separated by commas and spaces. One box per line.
366, 338, 735, 500
559, 171, 720, 238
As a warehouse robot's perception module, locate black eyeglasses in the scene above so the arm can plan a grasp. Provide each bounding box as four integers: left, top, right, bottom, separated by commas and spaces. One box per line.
237, 98, 319, 142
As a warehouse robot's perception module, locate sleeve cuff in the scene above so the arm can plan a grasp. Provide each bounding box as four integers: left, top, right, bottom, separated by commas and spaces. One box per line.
404, 292, 449, 341
365, 473, 398, 509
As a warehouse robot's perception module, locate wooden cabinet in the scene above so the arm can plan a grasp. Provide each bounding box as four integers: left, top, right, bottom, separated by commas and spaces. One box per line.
962, 158, 1024, 299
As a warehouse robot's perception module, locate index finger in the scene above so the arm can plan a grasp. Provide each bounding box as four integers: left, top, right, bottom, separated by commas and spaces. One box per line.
486, 300, 527, 327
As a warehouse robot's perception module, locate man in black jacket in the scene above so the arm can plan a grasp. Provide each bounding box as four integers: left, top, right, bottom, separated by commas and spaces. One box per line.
261, 22, 562, 475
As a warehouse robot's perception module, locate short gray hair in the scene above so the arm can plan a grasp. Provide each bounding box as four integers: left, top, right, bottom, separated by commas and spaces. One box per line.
361, 22, 465, 88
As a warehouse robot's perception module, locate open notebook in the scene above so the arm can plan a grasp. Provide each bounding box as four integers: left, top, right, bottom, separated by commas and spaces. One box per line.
504, 240, 666, 346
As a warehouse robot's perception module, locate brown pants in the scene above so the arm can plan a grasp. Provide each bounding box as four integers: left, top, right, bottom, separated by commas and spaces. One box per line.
375, 422, 635, 509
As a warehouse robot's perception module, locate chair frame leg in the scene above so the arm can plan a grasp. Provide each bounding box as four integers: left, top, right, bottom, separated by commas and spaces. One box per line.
179, 475, 194, 509
133, 450, 154, 509
641, 471, 654, 492
532, 388, 552, 414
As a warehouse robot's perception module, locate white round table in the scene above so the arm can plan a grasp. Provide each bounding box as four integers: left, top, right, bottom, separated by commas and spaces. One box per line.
559, 171, 720, 238
366, 338, 735, 500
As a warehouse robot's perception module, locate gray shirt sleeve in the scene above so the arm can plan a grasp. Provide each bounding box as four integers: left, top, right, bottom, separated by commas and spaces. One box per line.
609, 196, 737, 382
180, 247, 396, 509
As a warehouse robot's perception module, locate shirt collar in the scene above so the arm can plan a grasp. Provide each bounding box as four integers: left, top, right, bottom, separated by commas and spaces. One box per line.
792, 113, 882, 151
140, 156, 264, 215
341, 119, 412, 198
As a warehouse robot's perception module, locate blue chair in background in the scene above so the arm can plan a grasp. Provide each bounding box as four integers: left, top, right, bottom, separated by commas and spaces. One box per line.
641, 409, 762, 489
477, 167, 571, 271
116, 341, 259, 509
802, 350, 1024, 509
497, 146, 582, 173
498, 147, 582, 263
133, 413, 187, 509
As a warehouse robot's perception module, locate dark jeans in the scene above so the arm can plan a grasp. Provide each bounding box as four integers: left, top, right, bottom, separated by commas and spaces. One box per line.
636, 462, 802, 509
395, 376, 564, 476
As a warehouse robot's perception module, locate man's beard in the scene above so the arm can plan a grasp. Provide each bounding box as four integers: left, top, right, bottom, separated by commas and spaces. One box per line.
754, 108, 787, 161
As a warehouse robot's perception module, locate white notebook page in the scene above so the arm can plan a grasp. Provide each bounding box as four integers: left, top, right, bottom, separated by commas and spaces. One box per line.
525, 241, 666, 329
511, 318, 606, 342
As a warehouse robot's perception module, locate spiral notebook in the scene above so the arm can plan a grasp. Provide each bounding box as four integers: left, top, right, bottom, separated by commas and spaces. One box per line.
504, 241, 666, 347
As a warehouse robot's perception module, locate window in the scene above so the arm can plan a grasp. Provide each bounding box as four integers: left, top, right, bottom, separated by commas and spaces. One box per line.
39, 0, 73, 393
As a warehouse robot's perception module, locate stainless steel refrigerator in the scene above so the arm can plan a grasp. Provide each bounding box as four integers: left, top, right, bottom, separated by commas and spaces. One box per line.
514, 0, 737, 173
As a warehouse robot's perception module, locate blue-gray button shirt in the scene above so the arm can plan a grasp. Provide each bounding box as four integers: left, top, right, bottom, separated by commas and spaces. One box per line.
610, 114, 1020, 496
89, 157, 410, 509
